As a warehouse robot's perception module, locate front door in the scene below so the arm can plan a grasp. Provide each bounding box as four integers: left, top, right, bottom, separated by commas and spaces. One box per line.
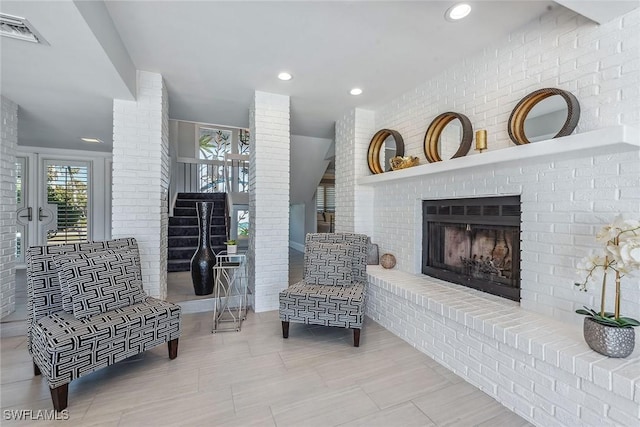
15, 156, 92, 260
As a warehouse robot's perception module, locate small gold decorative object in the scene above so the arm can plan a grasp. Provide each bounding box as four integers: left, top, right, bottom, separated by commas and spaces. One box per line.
475, 129, 487, 153
390, 156, 420, 171
380, 253, 396, 269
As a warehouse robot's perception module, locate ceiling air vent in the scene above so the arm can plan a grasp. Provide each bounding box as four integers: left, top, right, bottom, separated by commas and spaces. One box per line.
0, 13, 48, 45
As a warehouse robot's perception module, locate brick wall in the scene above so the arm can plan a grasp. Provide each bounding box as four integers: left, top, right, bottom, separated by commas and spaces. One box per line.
367, 267, 640, 427
249, 91, 290, 312
376, 6, 640, 157
369, 143, 640, 324
335, 108, 375, 235
335, 6, 640, 426
112, 71, 169, 298
0, 96, 17, 318
336, 6, 640, 323
335, 109, 356, 233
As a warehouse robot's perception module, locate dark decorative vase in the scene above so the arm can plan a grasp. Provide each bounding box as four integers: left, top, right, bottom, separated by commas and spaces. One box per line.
191, 202, 216, 295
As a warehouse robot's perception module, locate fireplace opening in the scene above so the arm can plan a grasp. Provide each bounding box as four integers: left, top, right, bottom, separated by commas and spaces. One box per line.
422, 196, 521, 301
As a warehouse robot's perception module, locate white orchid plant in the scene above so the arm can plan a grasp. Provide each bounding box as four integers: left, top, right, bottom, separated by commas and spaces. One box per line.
575, 215, 640, 328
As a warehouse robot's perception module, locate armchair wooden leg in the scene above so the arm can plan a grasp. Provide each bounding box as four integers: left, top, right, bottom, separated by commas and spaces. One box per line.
282, 321, 289, 339
33, 361, 41, 376
168, 338, 179, 360
50, 384, 68, 411
353, 328, 361, 347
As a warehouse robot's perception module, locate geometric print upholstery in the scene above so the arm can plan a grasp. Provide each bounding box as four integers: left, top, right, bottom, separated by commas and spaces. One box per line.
280, 233, 368, 330
26, 238, 138, 354
304, 233, 368, 284
26, 237, 181, 397
304, 242, 353, 286
279, 281, 365, 329
52, 247, 142, 312
30, 297, 181, 389
55, 251, 146, 319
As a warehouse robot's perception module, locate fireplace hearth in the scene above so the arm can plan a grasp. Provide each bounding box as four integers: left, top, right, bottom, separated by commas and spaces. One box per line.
422, 196, 521, 301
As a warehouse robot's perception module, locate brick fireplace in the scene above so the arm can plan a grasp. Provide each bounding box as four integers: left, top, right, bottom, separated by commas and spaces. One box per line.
422, 196, 521, 301
353, 127, 640, 426
334, 5, 640, 425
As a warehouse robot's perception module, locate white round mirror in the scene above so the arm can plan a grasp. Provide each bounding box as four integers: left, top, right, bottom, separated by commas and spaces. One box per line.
523, 95, 568, 142
438, 119, 462, 160
378, 136, 397, 172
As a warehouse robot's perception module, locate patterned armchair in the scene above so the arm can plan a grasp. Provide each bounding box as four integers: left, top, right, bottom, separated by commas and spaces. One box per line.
26, 238, 181, 411
279, 233, 368, 346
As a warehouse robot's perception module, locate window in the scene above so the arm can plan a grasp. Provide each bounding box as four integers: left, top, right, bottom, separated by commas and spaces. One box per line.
197, 126, 250, 193
46, 163, 89, 244
316, 184, 335, 213
198, 128, 232, 161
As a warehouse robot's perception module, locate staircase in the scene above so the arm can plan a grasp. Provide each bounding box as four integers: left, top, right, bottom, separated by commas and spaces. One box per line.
167, 192, 228, 272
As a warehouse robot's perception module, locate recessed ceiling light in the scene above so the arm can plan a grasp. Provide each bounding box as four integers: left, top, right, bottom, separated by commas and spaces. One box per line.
278, 72, 292, 81
445, 3, 471, 21
350, 88, 363, 96
81, 137, 103, 143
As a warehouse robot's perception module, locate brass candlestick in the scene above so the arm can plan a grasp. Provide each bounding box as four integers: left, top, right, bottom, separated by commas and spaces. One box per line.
475, 130, 487, 153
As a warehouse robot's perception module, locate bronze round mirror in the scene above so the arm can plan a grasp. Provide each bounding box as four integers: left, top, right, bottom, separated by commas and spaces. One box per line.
508, 88, 580, 145
367, 129, 405, 174
423, 112, 472, 163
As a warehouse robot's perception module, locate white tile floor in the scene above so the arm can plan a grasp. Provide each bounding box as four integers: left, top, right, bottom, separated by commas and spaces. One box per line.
0, 248, 532, 426
1, 312, 533, 426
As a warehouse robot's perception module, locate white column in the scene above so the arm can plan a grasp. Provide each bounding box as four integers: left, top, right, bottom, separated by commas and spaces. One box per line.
335, 108, 375, 235
0, 96, 18, 319
112, 71, 169, 298
249, 91, 290, 312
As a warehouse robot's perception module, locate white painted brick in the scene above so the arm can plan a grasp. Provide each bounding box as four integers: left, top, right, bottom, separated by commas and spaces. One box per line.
343, 8, 640, 423
112, 71, 169, 299
249, 91, 290, 312
366, 267, 640, 427
0, 96, 17, 319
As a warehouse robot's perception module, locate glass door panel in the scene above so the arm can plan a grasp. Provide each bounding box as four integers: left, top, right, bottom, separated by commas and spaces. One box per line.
15, 157, 28, 263
43, 160, 90, 245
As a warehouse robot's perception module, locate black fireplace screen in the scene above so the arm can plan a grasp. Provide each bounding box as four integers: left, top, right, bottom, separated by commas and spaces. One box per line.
422, 196, 521, 301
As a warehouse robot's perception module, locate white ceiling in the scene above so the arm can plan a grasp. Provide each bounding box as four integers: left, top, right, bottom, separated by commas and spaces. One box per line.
1, 1, 562, 152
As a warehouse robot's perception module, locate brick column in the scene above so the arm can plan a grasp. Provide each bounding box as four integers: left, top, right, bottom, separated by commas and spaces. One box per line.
249, 91, 290, 312
0, 96, 18, 319
335, 108, 375, 235
112, 71, 169, 298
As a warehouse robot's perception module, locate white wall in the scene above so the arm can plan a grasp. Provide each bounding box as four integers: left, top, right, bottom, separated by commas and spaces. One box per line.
289, 134, 333, 205
375, 6, 640, 157
305, 197, 317, 236
112, 70, 169, 298
0, 96, 18, 318
289, 203, 305, 252
335, 108, 375, 235
249, 91, 290, 312
336, 6, 640, 324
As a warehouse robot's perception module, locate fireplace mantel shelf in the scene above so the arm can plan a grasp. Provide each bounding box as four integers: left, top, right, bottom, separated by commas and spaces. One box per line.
359, 125, 639, 186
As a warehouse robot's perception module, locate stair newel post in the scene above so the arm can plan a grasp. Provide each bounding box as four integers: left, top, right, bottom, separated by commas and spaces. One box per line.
190, 201, 216, 295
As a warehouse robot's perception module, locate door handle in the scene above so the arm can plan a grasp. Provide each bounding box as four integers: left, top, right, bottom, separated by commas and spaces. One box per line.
39, 207, 49, 221
19, 207, 33, 221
